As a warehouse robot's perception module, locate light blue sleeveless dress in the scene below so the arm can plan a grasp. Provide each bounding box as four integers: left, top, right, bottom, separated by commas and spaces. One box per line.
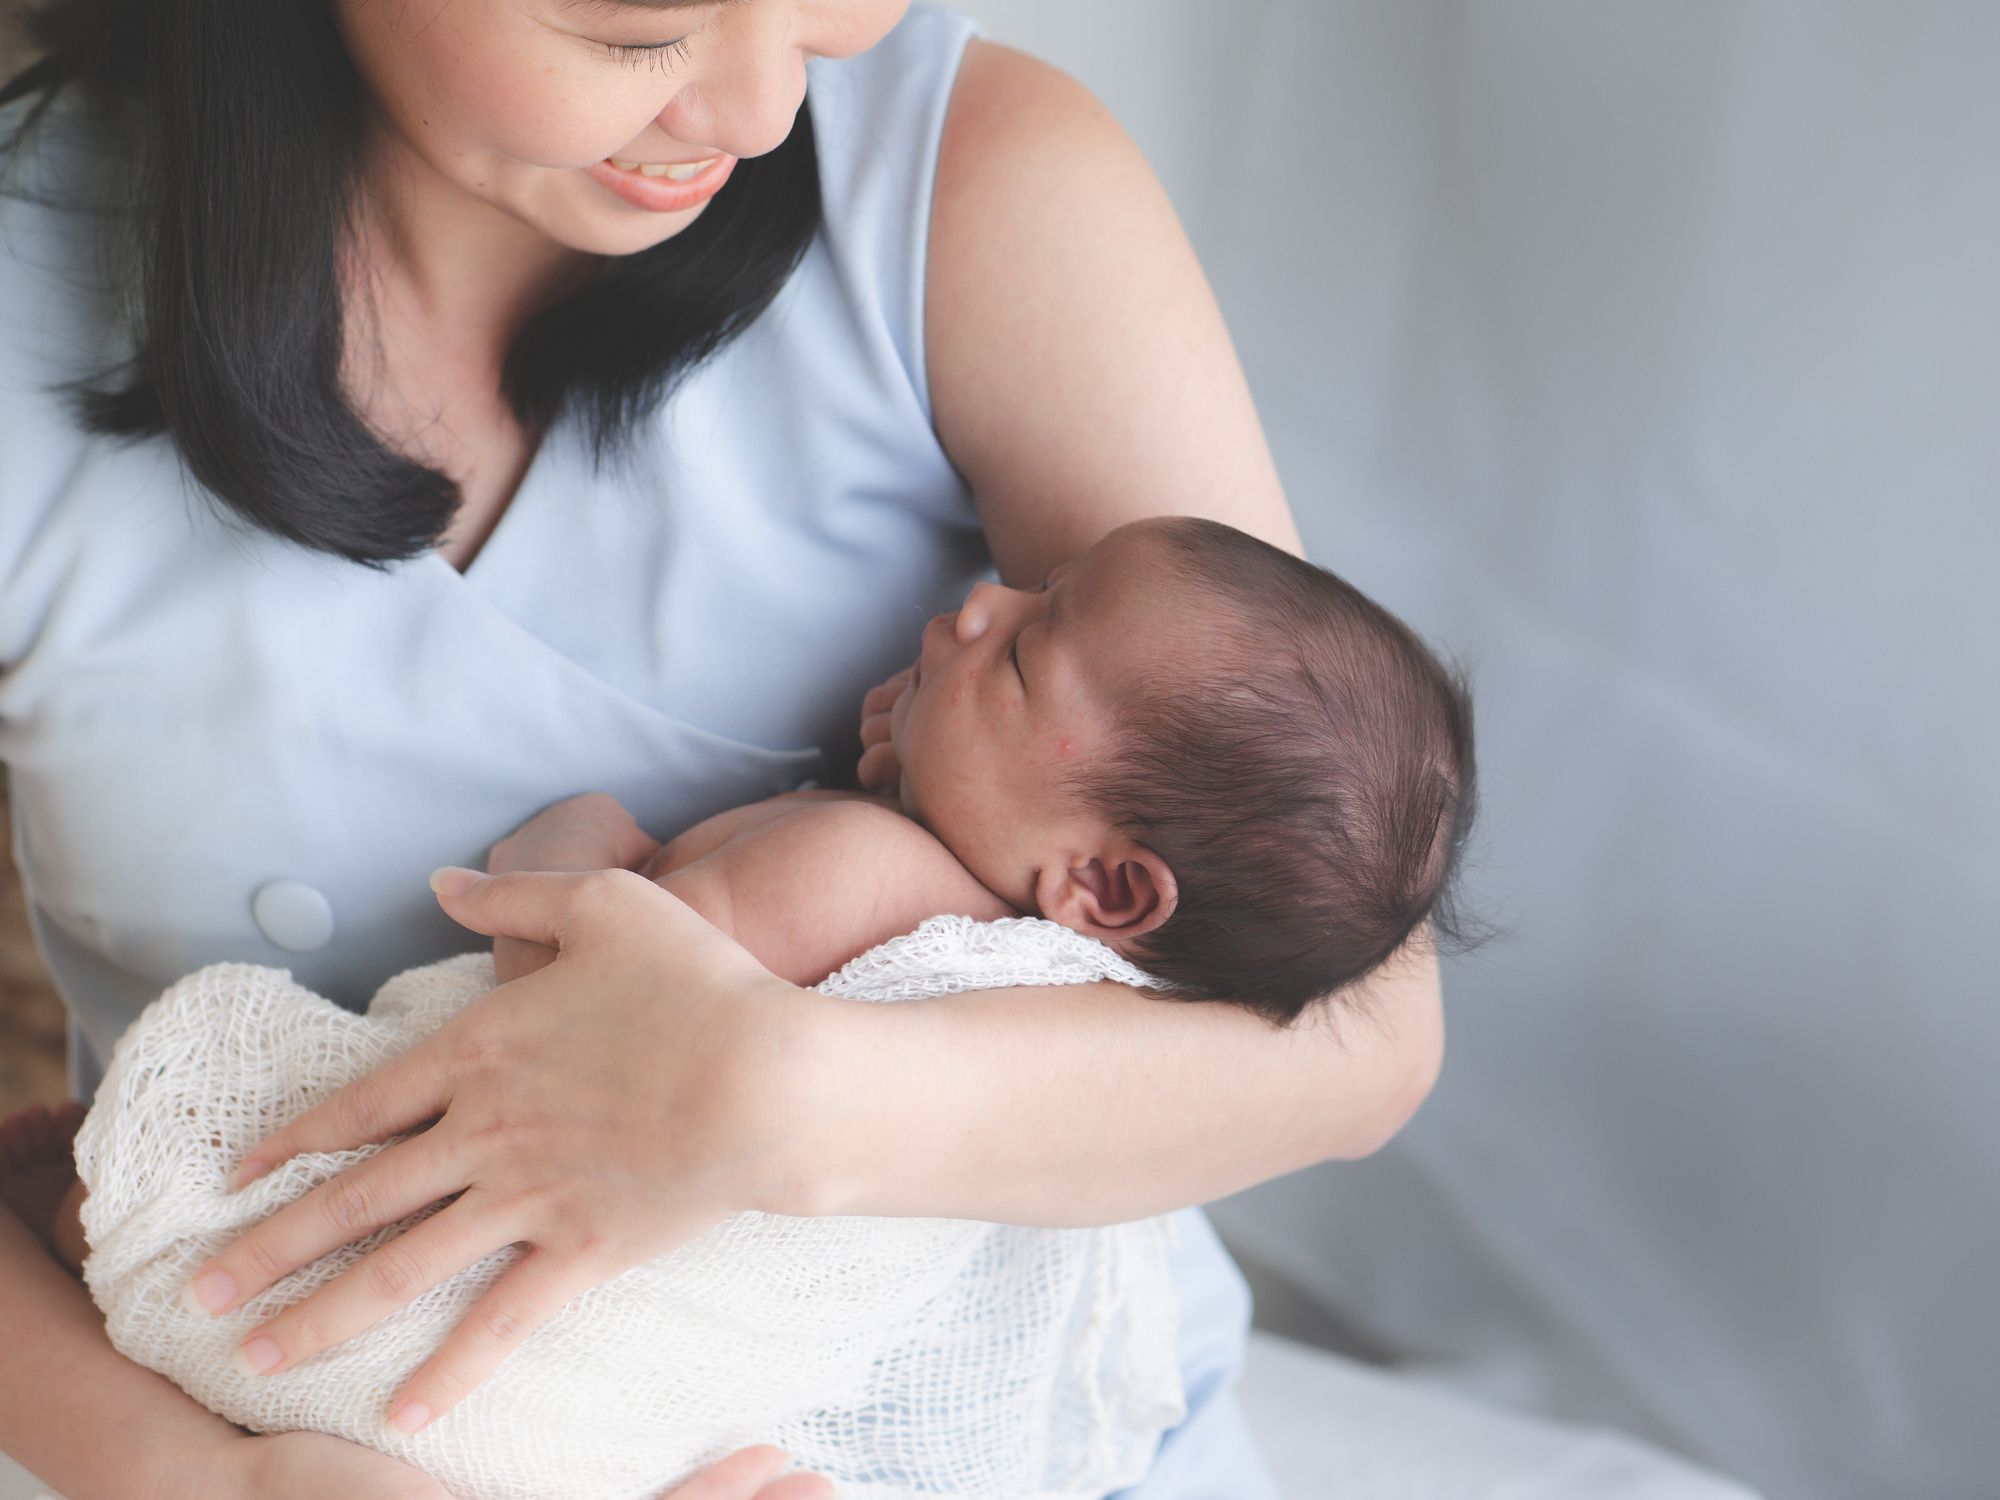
0, 6, 1279, 1494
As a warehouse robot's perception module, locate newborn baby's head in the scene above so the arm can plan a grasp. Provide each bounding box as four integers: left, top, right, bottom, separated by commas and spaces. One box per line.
887, 516, 1476, 1024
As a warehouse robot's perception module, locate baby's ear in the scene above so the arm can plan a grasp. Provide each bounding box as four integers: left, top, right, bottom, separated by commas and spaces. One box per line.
1037, 840, 1178, 943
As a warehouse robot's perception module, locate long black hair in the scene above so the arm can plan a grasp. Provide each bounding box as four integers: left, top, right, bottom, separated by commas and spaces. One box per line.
0, 0, 824, 566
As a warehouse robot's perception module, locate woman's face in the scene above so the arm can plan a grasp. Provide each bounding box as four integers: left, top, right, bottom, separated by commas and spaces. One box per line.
334, 0, 910, 257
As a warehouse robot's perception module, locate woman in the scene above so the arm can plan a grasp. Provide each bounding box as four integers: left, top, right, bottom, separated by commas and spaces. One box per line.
0, 1, 1445, 1496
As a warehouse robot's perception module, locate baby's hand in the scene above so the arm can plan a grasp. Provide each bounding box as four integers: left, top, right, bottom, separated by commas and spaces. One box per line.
488, 792, 662, 878
856, 666, 912, 792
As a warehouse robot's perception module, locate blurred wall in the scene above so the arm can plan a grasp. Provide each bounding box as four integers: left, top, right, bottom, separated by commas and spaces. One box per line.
952, 4, 1999, 1498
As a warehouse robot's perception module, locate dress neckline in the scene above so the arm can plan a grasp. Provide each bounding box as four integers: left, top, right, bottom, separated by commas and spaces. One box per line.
424, 422, 558, 586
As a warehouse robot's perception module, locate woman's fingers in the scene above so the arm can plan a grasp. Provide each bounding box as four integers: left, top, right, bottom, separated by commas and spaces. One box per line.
227, 1034, 454, 1191
383, 1244, 607, 1435
429, 865, 648, 947
219, 1191, 506, 1378
387, 1195, 732, 1432
753, 1476, 835, 1500
663, 1446, 788, 1499
655, 1445, 832, 1500
188, 1127, 471, 1315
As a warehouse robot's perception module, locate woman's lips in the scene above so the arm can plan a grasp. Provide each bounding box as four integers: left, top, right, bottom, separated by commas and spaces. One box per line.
584, 154, 737, 213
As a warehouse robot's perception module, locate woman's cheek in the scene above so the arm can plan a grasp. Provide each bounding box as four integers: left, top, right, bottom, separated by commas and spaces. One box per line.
449, 66, 660, 168
418, 13, 661, 167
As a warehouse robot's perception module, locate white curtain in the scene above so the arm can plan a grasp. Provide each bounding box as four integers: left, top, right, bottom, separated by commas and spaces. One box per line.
955, 5, 2000, 1498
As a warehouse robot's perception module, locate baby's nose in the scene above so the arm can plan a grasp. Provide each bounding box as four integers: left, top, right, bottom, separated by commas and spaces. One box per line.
953, 580, 1009, 644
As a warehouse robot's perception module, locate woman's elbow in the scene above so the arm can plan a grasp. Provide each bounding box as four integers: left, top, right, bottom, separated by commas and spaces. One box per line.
1327, 961, 1446, 1161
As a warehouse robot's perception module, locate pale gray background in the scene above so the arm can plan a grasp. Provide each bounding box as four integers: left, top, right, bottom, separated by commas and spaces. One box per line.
950, 3, 1996, 1498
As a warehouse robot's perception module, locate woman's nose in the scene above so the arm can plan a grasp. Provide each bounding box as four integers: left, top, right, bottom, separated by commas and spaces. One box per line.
657, 11, 810, 161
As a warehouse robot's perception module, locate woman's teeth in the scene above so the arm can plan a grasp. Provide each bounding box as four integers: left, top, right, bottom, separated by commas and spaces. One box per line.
608, 157, 716, 180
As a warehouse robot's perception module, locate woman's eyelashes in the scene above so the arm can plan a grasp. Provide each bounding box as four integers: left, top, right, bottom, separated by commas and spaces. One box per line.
604, 38, 693, 70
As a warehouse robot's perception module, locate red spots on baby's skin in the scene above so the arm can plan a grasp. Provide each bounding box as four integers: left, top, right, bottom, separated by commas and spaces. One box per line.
1056, 735, 1077, 759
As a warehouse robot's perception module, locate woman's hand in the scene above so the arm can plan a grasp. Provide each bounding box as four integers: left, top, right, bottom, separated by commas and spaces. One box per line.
486, 792, 665, 985
856, 666, 911, 792
656, 1445, 833, 1500
207, 1432, 829, 1500
180, 869, 845, 1436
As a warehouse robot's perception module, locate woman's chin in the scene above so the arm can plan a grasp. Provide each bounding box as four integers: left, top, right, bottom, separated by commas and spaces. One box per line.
501, 170, 717, 258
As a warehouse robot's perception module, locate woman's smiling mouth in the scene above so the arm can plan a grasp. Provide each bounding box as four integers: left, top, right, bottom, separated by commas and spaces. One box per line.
584, 155, 737, 212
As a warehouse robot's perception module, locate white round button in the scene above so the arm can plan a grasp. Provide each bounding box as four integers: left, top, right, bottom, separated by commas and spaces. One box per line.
251, 879, 335, 953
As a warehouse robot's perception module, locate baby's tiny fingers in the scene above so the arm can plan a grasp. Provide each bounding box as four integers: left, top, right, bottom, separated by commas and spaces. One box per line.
858, 711, 892, 750
857, 742, 898, 792
859, 668, 912, 717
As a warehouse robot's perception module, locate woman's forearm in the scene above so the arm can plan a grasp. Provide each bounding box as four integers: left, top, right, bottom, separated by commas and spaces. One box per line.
808, 944, 1445, 1226
0, 1205, 239, 1500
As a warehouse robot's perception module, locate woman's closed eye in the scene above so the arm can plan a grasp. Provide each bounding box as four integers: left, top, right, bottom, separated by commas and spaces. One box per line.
604, 38, 692, 70
1012, 572, 1058, 684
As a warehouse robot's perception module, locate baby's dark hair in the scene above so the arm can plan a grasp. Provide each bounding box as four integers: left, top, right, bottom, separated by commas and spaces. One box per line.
1070, 518, 1477, 1027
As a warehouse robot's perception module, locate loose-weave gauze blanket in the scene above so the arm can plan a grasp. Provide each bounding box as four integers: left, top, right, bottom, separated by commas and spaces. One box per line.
72, 915, 1188, 1500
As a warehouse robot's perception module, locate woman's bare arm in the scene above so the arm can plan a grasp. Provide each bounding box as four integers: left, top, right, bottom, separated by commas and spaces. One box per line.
927, 40, 1303, 582
0, 1202, 240, 1500
805, 946, 1442, 1225
898, 39, 1440, 1207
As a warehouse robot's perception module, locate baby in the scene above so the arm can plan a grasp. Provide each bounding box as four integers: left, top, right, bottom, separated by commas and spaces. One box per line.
0, 514, 1477, 1496
501, 512, 1477, 1016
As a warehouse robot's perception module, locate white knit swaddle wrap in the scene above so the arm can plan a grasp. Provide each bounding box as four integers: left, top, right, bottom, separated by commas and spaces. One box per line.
73, 915, 1187, 1500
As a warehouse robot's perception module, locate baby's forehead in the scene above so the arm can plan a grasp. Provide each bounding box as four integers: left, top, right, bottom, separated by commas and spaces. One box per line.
1071, 545, 1241, 676
1094, 525, 1230, 609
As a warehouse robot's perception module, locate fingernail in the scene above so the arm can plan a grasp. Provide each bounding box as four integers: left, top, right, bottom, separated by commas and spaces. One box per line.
386, 1401, 433, 1437
233, 1336, 282, 1375
429, 866, 484, 898
182, 1270, 236, 1314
